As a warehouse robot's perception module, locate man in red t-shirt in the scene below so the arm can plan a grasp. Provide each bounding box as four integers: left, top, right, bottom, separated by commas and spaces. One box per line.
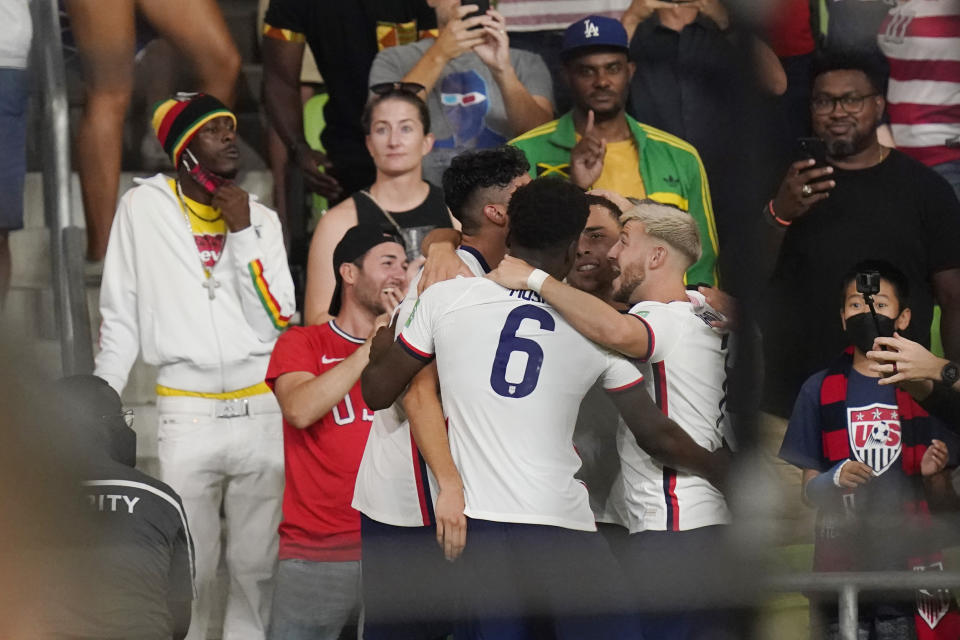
265, 225, 408, 639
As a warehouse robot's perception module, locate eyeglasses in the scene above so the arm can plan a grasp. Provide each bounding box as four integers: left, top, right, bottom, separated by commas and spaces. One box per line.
811, 93, 879, 115
101, 409, 135, 428
370, 81, 426, 96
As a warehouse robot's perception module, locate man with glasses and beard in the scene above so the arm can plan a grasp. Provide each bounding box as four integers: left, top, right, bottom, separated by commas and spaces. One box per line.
760, 52, 960, 427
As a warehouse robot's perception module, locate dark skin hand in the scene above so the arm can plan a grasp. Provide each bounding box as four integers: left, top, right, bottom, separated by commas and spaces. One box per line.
212, 183, 252, 232
771, 158, 836, 222
570, 109, 606, 189
608, 385, 730, 492
261, 36, 342, 199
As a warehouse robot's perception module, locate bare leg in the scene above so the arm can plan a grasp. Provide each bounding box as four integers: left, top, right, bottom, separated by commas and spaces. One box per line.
65, 0, 136, 261
138, 0, 241, 107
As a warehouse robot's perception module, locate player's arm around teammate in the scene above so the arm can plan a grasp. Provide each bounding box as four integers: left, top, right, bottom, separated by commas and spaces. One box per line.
403, 363, 467, 561
609, 382, 731, 491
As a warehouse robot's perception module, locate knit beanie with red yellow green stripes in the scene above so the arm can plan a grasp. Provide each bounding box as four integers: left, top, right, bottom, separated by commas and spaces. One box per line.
152, 92, 236, 168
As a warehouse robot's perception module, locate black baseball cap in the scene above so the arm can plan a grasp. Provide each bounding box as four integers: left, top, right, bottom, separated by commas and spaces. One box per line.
329, 225, 406, 316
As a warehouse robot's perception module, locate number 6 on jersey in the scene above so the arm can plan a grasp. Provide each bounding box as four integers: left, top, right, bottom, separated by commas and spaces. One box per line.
489, 305, 556, 398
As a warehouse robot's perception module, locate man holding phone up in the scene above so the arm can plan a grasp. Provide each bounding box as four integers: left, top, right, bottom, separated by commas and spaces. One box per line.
760, 53, 960, 423
95, 93, 296, 640
369, 0, 555, 187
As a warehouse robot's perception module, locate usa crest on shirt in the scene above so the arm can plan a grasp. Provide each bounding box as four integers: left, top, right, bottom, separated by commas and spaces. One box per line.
847, 403, 902, 475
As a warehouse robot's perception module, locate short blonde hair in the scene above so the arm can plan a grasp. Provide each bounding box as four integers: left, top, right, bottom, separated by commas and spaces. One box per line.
619, 200, 702, 268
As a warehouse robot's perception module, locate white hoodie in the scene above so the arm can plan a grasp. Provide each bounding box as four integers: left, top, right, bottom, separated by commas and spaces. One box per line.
95, 174, 296, 395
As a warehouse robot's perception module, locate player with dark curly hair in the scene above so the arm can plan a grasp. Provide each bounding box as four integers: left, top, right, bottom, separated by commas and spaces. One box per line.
443, 146, 530, 233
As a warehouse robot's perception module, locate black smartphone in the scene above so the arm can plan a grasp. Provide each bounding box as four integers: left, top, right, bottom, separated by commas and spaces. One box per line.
797, 137, 828, 169
464, 0, 490, 25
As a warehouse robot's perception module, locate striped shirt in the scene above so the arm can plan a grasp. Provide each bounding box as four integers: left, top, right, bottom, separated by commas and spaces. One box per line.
878, 0, 960, 167
498, 0, 630, 32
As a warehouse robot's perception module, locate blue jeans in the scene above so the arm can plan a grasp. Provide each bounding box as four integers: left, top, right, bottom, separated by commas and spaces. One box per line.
932, 158, 960, 203
267, 558, 361, 640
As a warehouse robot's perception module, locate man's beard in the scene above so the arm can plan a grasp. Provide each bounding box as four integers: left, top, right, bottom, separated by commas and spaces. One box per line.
612, 264, 644, 304
824, 125, 874, 159
355, 278, 391, 316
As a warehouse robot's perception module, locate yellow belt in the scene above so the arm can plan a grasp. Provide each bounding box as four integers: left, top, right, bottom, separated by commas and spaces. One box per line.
155, 381, 271, 399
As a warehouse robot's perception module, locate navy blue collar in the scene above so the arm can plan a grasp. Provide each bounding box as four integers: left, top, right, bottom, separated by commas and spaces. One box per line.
458, 244, 492, 274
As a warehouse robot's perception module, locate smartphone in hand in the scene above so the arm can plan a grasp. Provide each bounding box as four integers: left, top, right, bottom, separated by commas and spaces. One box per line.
464, 0, 490, 26
797, 137, 829, 169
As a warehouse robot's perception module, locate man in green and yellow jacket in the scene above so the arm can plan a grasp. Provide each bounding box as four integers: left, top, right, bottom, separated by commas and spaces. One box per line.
510, 14, 719, 285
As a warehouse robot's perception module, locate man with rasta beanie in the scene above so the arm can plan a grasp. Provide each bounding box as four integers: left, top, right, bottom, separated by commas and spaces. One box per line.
95, 92, 295, 640
779, 260, 960, 639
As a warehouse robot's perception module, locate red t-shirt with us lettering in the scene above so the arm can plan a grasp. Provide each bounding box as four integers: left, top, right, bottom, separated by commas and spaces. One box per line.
265, 321, 374, 562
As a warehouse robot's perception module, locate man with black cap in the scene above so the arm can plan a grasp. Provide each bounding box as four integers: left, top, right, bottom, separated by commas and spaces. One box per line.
94, 92, 296, 640
41, 375, 194, 640
509, 14, 719, 286
264, 225, 407, 639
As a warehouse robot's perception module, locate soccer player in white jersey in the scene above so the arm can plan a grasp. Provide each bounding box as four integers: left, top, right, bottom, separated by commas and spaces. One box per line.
488, 200, 734, 638
362, 179, 728, 639
351, 146, 530, 639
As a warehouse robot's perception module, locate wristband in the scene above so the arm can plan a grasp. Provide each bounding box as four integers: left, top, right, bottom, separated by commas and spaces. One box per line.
803, 460, 847, 508
767, 200, 792, 227
527, 269, 549, 294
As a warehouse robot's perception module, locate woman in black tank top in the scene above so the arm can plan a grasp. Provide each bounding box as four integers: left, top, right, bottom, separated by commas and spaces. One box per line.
304, 87, 454, 326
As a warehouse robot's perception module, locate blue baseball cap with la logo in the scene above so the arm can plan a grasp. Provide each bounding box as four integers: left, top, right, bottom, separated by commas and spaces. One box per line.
561, 15, 629, 59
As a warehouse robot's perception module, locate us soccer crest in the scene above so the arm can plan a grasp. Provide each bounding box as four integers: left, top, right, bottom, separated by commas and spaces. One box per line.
847, 403, 901, 475
914, 561, 952, 629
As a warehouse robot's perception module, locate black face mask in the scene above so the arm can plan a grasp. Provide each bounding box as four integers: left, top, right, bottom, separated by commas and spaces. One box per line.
844, 312, 896, 354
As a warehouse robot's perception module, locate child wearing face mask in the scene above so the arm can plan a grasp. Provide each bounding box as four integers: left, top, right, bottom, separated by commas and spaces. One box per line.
778, 259, 960, 640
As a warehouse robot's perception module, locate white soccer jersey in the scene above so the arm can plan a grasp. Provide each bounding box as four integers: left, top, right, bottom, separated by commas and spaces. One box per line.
353, 247, 490, 527
399, 277, 644, 532
617, 300, 731, 533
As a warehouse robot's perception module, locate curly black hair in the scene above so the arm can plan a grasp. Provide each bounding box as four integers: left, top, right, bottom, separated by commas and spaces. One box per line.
507, 177, 589, 251
811, 50, 887, 96
442, 147, 530, 233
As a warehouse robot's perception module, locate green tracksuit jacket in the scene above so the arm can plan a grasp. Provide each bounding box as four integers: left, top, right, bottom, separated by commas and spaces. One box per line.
510, 111, 719, 286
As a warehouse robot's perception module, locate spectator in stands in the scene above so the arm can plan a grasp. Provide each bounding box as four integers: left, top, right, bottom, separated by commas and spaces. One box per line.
763, 0, 817, 142
821, 0, 890, 64
510, 15, 718, 287
63, 0, 241, 262
369, 0, 554, 187
868, 334, 960, 428
303, 88, 454, 326
41, 375, 193, 640
265, 226, 407, 640
499, 0, 631, 113
761, 52, 960, 425
0, 0, 31, 308
878, 0, 960, 200
778, 261, 960, 639
262, 0, 437, 202
620, 0, 786, 288
94, 93, 296, 640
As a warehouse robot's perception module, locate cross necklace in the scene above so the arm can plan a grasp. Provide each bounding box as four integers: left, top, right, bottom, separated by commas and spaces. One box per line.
176, 180, 224, 300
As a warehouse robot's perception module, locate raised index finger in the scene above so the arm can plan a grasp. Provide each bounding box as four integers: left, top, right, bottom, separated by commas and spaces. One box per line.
585, 109, 595, 134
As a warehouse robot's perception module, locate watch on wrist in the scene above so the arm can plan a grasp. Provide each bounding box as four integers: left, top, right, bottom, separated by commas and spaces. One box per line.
941, 361, 960, 386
